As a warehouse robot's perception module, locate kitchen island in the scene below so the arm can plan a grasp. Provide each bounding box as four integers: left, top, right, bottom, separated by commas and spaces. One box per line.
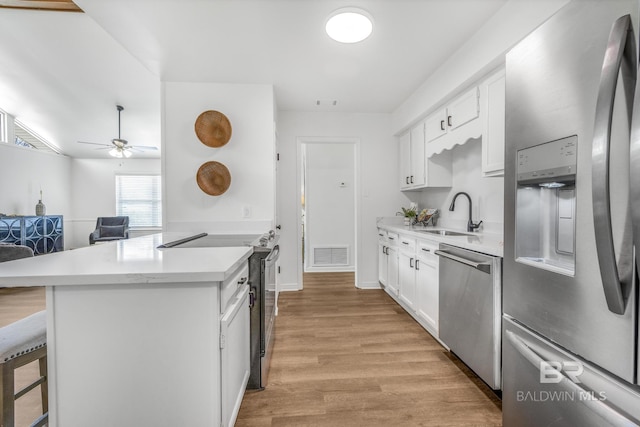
0, 233, 253, 427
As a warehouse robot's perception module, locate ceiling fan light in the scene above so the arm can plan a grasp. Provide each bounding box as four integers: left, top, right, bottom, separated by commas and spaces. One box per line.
109, 147, 123, 158
123, 149, 132, 158
326, 8, 373, 43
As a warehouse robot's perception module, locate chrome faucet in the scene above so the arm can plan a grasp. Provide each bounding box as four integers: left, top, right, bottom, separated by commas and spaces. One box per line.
449, 192, 483, 232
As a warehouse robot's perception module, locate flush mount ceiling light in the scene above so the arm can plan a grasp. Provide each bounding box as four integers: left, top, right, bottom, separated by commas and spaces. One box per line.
325, 8, 373, 43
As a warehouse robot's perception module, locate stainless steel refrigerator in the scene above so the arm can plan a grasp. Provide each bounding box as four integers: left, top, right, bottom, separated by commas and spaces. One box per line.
503, 0, 640, 425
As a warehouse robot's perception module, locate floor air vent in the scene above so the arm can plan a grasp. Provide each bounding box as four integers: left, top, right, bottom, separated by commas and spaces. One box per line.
312, 246, 349, 267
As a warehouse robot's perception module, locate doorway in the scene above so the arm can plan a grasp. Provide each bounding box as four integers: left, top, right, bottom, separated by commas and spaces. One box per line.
297, 137, 359, 289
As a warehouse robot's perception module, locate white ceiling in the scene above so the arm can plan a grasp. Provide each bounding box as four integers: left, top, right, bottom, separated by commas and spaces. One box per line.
0, 0, 508, 159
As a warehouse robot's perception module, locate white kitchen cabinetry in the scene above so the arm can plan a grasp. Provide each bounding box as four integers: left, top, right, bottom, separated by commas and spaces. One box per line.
415, 240, 439, 337
399, 122, 452, 191
481, 68, 506, 176
378, 229, 441, 340
378, 230, 388, 286
424, 86, 481, 157
398, 235, 417, 311
379, 231, 399, 297
399, 123, 426, 190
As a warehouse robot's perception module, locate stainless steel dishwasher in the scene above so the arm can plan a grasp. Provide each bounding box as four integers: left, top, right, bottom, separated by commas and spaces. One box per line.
436, 243, 502, 390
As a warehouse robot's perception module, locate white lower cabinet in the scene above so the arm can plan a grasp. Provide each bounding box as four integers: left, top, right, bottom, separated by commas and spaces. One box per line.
387, 245, 399, 297
220, 286, 250, 427
415, 240, 439, 337
378, 229, 440, 339
378, 231, 388, 286
398, 235, 417, 311
379, 231, 399, 297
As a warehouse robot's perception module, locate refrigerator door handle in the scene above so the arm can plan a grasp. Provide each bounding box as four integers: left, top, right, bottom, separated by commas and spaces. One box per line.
631, 41, 640, 282
505, 330, 634, 426
592, 14, 636, 315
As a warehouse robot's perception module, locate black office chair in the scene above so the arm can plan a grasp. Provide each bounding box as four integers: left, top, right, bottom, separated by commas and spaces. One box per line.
89, 216, 130, 245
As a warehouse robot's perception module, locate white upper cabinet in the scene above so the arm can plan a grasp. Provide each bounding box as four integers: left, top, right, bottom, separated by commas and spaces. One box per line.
399, 121, 452, 191
410, 124, 426, 187
424, 86, 482, 157
424, 109, 447, 142
481, 67, 506, 176
399, 132, 413, 189
400, 121, 426, 190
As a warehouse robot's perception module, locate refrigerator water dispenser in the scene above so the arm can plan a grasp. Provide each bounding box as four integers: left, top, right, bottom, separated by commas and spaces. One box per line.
515, 136, 577, 275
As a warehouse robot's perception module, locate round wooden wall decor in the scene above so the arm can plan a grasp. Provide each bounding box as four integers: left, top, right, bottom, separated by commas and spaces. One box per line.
196, 161, 231, 196
194, 110, 232, 148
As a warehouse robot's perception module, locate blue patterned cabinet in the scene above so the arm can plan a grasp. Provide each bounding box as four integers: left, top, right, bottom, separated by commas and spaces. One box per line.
0, 215, 64, 254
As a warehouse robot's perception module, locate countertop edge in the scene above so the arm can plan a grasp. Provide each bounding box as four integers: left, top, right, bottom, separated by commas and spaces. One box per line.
378, 224, 504, 258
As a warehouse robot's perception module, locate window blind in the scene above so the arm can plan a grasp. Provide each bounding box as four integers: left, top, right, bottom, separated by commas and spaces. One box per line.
115, 175, 162, 228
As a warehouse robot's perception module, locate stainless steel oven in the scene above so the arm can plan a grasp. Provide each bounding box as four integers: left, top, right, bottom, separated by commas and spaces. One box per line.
258, 244, 279, 388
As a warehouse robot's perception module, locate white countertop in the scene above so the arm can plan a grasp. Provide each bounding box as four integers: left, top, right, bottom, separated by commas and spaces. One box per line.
0, 232, 253, 287
377, 218, 504, 257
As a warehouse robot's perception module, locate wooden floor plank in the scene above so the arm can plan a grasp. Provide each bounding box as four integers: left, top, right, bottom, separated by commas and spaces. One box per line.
1, 273, 502, 426
236, 272, 502, 426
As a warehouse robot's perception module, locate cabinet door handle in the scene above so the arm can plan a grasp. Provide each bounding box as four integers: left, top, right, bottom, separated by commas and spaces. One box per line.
409, 257, 414, 268
384, 246, 388, 255
440, 120, 445, 131
238, 277, 248, 285
447, 115, 452, 127
410, 175, 414, 183
421, 248, 431, 253
406, 176, 410, 184
415, 259, 420, 271
402, 241, 409, 245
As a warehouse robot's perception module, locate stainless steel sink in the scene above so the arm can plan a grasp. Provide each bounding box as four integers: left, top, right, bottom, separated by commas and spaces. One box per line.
416, 229, 474, 237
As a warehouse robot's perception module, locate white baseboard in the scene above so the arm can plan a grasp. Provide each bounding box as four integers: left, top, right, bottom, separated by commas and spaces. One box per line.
278, 282, 301, 292
356, 281, 381, 290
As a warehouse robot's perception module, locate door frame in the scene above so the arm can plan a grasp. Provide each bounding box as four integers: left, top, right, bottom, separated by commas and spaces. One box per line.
296, 136, 360, 289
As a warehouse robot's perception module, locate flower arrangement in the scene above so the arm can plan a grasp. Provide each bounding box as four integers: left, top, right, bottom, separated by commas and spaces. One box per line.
398, 202, 418, 225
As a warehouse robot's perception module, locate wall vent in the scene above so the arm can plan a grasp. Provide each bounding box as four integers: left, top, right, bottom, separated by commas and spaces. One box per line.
312, 246, 349, 267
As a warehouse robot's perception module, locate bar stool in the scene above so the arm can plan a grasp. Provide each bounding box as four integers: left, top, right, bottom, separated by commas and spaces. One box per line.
0, 244, 47, 427
0, 311, 48, 427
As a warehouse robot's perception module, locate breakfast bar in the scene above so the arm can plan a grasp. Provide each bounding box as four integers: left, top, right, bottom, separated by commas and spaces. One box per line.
0, 233, 253, 427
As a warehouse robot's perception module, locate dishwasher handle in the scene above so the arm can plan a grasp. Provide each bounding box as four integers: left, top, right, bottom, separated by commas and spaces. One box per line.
435, 249, 492, 274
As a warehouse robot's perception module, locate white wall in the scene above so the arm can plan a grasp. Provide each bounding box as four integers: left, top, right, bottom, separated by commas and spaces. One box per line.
410, 141, 504, 234
162, 82, 275, 234
304, 143, 355, 271
392, 0, 569, 134
0, 143, 72, 246
277, 112, 406, 290
68, 158, 161, 249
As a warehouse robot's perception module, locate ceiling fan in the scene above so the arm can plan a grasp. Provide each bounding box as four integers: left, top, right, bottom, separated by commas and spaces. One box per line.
78, 105, 158, 158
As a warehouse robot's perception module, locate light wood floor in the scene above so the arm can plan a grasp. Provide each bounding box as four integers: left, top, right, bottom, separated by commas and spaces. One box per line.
236, 272, 502, 426
0, 286, 47, 427
0, 274, 502, 426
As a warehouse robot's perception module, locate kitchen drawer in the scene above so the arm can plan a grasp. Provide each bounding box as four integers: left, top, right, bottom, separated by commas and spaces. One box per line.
416, 241, 438, 263
220, 262, 249, 313
399, 235, 416, 252
387, 232, 399, 246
